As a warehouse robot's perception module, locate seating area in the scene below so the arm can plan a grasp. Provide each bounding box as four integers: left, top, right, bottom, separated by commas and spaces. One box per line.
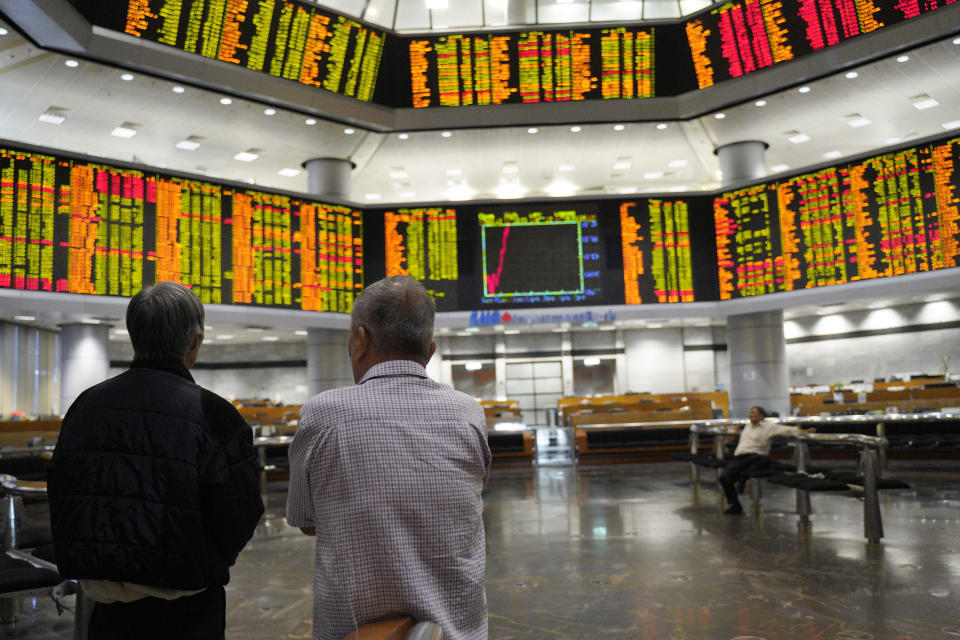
791, 377, 960, 415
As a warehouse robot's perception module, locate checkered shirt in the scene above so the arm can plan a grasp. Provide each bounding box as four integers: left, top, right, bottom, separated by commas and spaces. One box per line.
286, 360, 491, 640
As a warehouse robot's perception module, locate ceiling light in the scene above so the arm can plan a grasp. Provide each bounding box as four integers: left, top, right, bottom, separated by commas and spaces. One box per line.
38, 109, 67, 125
558, 164, 575, 172
65, 59, 79, 68
525, 127, 539, 134
344, 128, 355, 134
114, 328, 128, 335
583, 357, 601, 366
13, 315, 35, 322
647, 322, 664, 328
398, 133, 409, 139
425, 0, 448, 7
924, 294, 947, 302
175, 136, 202, 151
0, 28, 7, 36
954, 37, 960, 45
120, 73, 134, 81
770, 163, 790, 172
295, 330, 309, 336
305, 118, 317, 125
845, 71, 858, 79
714, 112, 726, 119
613, 124, 625, 131
246, 327, 265, 332
278, 168, 300, 177
262, 336, 279, 341
670, 186, 689, 192
495, 182, 527, 198
657, 123, 668, 129
896, 55, 909, 62
80, 318, 101, 325
884, 137, 901, 145
111, 123, 138, 138
398, 191, 417, 199
545, 180, 577, 197
942, 120, 960, 130
365, 192, 382, 199
822, 150, 843, 159
798, 86, 811, 93
787, 132, 811, 144
643, 171, 664, 179
617, 187, 637, 194
389, 169, 408, 179
264, 108, 276, 115
501, 163, 519, 175
219, 97, 232, 105
172, 85, 185, 93
846, 114, 872, 127
447, 184, 476, 200
570, 126, 582, 133
754, 99, 767, 107
234, 149, 259, 162
911, 94, 939, 110
441, 131, 452, 137
612, 160, 632, 170
668, 159, 687, 168
445, 168, 463, 176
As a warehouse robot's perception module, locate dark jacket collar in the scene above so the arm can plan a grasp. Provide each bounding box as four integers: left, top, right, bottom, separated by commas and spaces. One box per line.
130, 358, 195, 382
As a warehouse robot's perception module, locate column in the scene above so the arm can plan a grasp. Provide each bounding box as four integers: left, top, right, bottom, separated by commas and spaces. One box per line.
306, 328, 352, 397
717, 140, 789, 418
303, 157, 354, 200
60, 323, 110, 414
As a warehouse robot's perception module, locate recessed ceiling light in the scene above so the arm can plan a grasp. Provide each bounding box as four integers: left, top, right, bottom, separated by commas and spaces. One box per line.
558, 164, 575, 172
389, 169, 408, 179
234, 149, 259, 162
657, 123, 668, 129
295, 330, 309, 336
670, 186, 689, 192
643, 171, 664, 179
846, 114, 872, 128
246, 327, 265, 332
305, 118, 317, 125
172, 85, 185, 93
504, 329, 520, 335
613, 124, 625, 131
770, 163, 790, 172
798, 86, 811, 93
65, 59, 79, 68
612, 160, 632, 170
501, 163, 519, 175
896, 54, 909, 62
942, 120, 960, 130
884, 137, 901, 145
822, 150, 843, 159
175, 136, 202, 151
617, 187, 637, 194
447, 184, 476, 200
924, 294, 947, 302
219, 97, 232, 105
111, 123, 138, 138
399, 191, 416, 198
495, 182, 527, 198
344, 128, 355, 134
278, 168, 300, 177
668, 159, 687, 168
845, 71, 858, 79
441, 131, 452, 137
13, 315, 35, 322
570, 126, 582, 133
114, 328, 129, 335
787, 132, 811, 144
714, 112, 726, 119
527, 127, 538, 134
365, 193, 382, 199
38, 109, 67, 125
80, 318, 101, 325
120, 73, 134, 81
398, 133, 409, 139
264, 108, 276, 115
445, 168, 463, 176
545, 180, 577, 197
0, 28, 8, 36
910, 94, 939, 110
954, 37, 960, 45
262, 336, 279, 342
754, 100, 767, 107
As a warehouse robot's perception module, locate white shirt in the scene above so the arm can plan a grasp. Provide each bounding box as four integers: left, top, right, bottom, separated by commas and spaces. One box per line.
733, 419, 800, 456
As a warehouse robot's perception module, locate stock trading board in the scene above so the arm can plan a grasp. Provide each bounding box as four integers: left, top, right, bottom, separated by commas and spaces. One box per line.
69, 0, 386, 102
714, 137, 960, 299
0, 146, 363, 311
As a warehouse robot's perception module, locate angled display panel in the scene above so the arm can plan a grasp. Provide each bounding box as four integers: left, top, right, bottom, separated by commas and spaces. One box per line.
67, 0, 386, 102
715, 137, 960, 299
0, 145, 363, 311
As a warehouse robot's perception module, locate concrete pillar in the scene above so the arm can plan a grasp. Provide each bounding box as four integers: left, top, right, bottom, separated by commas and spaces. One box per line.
60, 323, 110, 415
726, 311, 790, 418
306, 328, 352, 397
303, 157, 353, 200
717, 140, 788, 418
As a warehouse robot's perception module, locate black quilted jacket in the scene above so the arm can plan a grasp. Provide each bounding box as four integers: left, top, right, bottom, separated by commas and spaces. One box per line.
47, 359, 264, 590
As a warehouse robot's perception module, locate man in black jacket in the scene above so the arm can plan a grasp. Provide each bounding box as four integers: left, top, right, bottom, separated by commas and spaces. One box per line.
47, 282, 264, 639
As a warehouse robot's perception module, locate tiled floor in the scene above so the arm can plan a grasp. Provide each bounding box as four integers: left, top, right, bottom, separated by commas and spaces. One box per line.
3, 459, 960, 639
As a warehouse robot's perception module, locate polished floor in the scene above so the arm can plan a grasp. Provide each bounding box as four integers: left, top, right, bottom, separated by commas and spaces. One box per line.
4, 459, 960, 639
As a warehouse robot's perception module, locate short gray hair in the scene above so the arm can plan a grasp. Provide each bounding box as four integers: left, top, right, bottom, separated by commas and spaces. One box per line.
126, 282, 205, 361
351, 276, 435, 360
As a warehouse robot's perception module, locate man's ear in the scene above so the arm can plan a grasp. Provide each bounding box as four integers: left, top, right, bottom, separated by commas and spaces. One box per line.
353, 325, 371, 359
426, 339, 437, 364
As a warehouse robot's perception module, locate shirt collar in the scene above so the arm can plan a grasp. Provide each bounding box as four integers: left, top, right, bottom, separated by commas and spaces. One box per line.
130, 358, 195, 382
358, 359, 429, 384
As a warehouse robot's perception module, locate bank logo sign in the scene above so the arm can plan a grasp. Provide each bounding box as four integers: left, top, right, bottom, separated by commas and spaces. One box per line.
468, 309, 617, 327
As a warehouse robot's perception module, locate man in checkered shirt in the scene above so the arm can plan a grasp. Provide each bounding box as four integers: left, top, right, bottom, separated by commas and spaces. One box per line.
287, 275, 491, 640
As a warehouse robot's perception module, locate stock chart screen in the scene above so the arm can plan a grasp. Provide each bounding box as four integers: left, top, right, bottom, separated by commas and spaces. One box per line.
715, 137, 960, 299
68, 0, 386, 102
0, 146, 363, 311
684, 0, 953, 90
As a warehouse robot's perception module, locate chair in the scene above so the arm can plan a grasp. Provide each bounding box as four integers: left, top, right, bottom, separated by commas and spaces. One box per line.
340, 618, 445, 640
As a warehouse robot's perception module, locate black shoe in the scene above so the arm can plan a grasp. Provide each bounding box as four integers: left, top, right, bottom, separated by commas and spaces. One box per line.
724, 504, 744, 515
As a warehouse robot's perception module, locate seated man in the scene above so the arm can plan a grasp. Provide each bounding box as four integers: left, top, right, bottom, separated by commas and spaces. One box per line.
719, 406, 812, 515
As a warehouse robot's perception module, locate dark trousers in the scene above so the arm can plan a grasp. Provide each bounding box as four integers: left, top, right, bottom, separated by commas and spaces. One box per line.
88, 585, 226, 640
718, 454, 771, 507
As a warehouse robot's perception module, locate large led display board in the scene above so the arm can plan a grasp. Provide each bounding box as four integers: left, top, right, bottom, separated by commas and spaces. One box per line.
0, 146, 363, 311
67, 0, 386, 102
714, 137, 960, 299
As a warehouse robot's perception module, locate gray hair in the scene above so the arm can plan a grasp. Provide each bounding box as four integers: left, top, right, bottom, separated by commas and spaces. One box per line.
126, 282, 205, 360
351, 276, 435, 360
